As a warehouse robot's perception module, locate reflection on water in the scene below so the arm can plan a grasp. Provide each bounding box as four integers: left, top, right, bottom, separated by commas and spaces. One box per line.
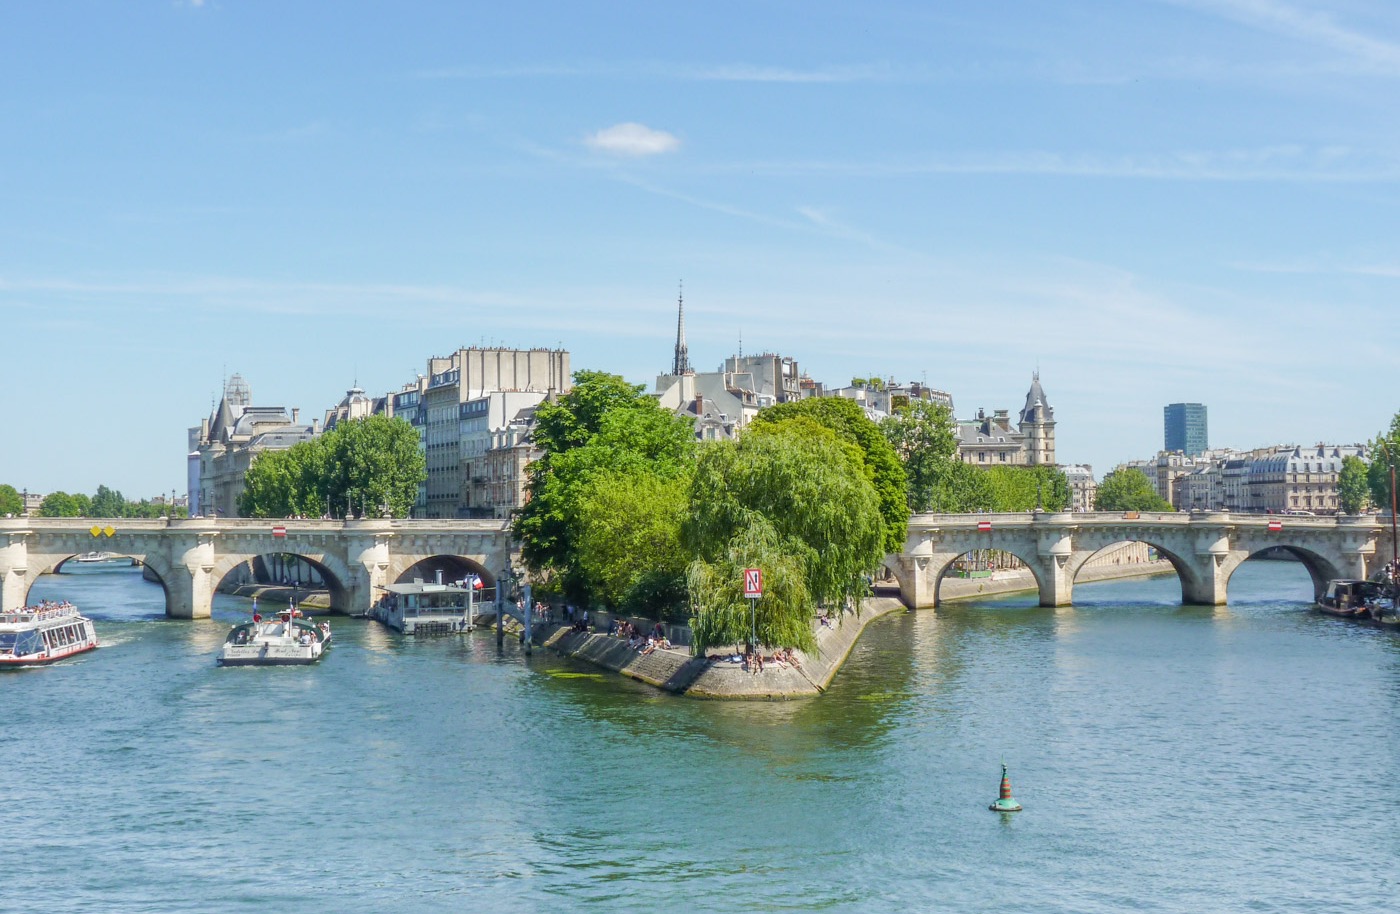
7, 556, 1400, 913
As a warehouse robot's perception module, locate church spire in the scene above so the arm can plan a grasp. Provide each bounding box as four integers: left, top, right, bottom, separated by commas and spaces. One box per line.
672, 281, 692, 375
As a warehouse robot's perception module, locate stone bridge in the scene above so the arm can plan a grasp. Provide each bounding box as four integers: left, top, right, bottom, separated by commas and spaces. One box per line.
0, 517, 513, 618
887, 511, 1390, 608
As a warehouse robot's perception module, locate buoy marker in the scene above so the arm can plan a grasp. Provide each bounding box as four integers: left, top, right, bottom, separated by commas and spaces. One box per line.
989, 762, 1022, 812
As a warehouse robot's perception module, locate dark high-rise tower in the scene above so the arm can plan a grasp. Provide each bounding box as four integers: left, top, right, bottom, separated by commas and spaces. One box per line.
1164, 403, 1208, 456
672, 282, 692, 376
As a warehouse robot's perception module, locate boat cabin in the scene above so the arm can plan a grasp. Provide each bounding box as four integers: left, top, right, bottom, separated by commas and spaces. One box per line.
1320, 579, 1383, 611
374, 581, 482, 634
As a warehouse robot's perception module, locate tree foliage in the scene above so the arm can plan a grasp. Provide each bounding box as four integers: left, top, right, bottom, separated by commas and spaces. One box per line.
575, 468, 692, 619
1369, 414, 1400, 513
89, 485, 127, 518
39, 491, 90, 517
1338, 454, 1372, 514
927, 460, 996, 513
683, 419, 884, 652
881, 399, 960, 512
514, 371, 695, 606
751, 396, 909, 553
1094, 467, 1174, 512
238, 416, 424, 518
983, 465, 1072, 512
0, 484, 22, 516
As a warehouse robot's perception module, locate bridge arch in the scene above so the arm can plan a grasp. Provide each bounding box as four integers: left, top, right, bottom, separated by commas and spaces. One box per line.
1219, 545, 1343, 604
208, 549, 354, 613
1065, 536, 1204, 604
933, 545, 1047, 605
22, 545, 175, 614
391, 555, 496, 589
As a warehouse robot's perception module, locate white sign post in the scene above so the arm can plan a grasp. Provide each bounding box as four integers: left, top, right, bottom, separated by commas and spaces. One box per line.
743, 568, 763, 649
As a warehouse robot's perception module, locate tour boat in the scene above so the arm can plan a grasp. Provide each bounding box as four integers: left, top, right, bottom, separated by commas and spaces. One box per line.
0, 601, 99, 667
218, 607, 331, 666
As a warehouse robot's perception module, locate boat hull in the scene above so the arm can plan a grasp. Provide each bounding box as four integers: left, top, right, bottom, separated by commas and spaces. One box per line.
0, 641, 98, 667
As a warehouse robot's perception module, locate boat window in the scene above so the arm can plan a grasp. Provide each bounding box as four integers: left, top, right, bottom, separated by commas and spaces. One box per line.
16, 631, 44, 655
0, 633, 16, 651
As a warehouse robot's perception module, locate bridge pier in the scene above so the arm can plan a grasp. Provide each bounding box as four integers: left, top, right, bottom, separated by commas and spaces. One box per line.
1033, 515, 1075, 607
344, 530, 393, 615
165, 533, 220, 619
1032, 555, 1072, 606
892, 554, 939, 608
1, 532, 29, 613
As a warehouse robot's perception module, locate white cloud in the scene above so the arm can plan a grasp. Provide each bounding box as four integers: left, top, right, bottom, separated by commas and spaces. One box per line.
584, 123, 680, 157
1166, 0, 1400, 74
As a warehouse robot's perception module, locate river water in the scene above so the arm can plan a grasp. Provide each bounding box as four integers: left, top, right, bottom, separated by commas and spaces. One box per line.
6, 561, 1399, 913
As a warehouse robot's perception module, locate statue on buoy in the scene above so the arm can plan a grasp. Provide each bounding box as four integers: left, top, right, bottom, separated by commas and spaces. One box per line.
989, 762, 1022, 812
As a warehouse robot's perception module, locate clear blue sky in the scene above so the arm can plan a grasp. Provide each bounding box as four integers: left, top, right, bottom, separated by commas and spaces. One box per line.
3, 1, 1398, 499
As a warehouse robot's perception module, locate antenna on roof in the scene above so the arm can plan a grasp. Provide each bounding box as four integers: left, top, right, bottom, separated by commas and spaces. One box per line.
738, 328, 743, 358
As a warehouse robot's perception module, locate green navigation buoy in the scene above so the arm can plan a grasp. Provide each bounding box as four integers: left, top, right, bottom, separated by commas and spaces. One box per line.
989, 763, 1022, 812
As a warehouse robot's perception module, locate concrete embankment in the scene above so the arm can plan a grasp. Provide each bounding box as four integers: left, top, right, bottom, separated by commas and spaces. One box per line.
221, 583, 331, 611
539, 594, 908, 699
540, 560, 1177, 699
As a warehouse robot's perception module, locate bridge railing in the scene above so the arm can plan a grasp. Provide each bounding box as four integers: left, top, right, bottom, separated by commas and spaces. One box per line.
907, 510, 1377, 530
0, 516, 511, 533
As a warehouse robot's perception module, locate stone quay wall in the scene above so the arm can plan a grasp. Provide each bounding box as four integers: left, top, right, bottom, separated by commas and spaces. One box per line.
538, 556, 1176, 700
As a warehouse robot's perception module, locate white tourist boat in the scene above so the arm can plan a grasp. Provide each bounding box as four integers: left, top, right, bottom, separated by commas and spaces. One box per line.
218, 607, 331, 666
0, 601, 99, 667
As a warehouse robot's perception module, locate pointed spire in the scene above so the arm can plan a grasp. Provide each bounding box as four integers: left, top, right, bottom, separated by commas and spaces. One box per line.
672, 281, 692, 375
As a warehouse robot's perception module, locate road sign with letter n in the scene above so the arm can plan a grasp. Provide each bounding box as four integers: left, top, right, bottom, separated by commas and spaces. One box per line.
743, 568, 763, 598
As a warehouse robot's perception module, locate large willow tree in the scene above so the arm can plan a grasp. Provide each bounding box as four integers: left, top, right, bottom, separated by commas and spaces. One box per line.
683, 418, 885, 653
750, 396, 909, 553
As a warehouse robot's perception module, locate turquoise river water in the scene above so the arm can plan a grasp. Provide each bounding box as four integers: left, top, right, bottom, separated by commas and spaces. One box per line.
5, 560, 1400, 913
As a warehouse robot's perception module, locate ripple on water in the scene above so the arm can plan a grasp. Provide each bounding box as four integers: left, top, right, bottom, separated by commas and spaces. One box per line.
6, 560, 1400, 912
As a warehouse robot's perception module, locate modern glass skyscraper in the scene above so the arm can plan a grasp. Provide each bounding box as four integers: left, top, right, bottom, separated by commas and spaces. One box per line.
1164, 403, 1208, 456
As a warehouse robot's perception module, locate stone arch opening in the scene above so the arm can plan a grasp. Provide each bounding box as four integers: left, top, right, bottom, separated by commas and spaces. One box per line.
1221, 545, 1341, 604
934, 546, 1045, 605
209, 551, 352, 614
1070, 539, 1180, 582
1068, 536, 1205, 604
393, 555, 495, 590
24, 550, 172, 618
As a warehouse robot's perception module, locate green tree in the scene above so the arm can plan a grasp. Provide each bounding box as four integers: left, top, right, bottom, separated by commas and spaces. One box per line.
0, 484, 22, 516
39, 491, 86, 517
514, 372, 696, 605
575, 467, 691, 619
329, 416, 425, 518
881, 399, 960, 511
925, 460, 996, 513
683, 418, 884, 653
1338, 454, 1372, 514
751, 396, 909, 553
239, 417, 423, 518
983, 465, 1072, 512
1369, 414, 1400, 513
1094, 467, 1173, 512
532, 370, 656, 454
89, 485, 126, 518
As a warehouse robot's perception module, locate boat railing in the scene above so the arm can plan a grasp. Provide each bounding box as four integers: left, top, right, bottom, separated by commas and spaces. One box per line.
2, 603, 80, 624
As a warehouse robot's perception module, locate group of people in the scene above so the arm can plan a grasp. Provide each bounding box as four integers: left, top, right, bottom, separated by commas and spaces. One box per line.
17, 599, 75, 619
605, 618, 673, 654
743, 647, 800, 673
